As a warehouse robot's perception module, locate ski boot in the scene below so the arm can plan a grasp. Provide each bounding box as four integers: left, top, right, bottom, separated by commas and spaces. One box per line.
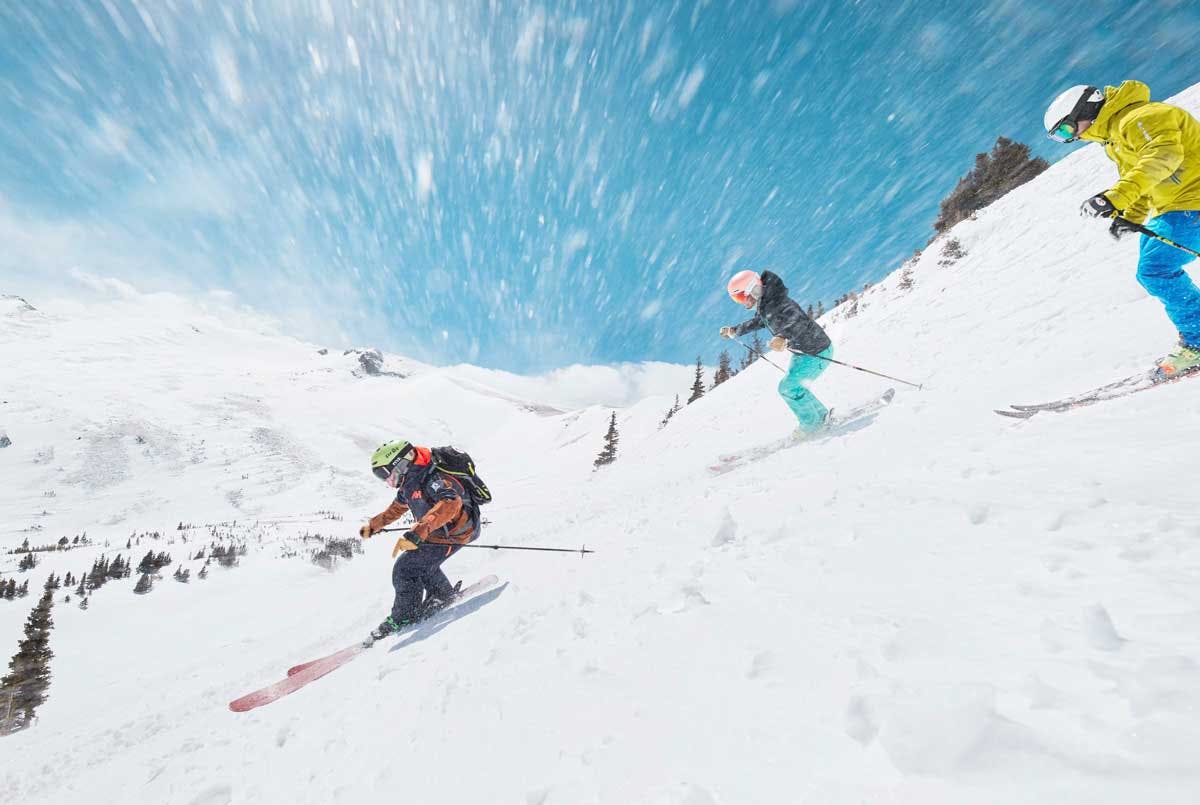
418, 580, 463, 620
791, 409, 834, 441
365, 614, 413, 647
1155, 340, 1200, 380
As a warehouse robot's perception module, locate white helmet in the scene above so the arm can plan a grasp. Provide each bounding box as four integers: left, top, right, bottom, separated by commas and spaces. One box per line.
1044, 85, 1105, 142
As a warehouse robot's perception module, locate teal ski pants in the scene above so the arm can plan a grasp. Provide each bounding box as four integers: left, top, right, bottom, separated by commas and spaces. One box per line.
779, 346, 831, 432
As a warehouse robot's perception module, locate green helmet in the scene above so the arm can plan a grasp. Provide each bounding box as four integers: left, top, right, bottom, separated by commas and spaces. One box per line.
370, 440, 414, 483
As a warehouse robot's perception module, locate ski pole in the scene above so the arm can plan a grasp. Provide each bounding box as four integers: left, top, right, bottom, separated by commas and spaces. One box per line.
730, 334, 924, 390
378, 529, 594, 555
786, 347, 924, 390
1120, 217, 1200, 259
726, 334, 791, 374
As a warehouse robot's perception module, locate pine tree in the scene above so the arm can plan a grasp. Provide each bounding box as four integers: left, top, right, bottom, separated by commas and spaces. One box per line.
687, 357, 706, 404
197, 565, 208, 580
133, 574, 153, 595
593, 412, 619, 469
712, 350, 734, 388
18, 553, 37, 572
79, 597, 88, 610
0, 588, 55, 734
815, 301, 825, 318
659, 395, 682, 429
934, 136, 1048, 234
16, 580, 29, 598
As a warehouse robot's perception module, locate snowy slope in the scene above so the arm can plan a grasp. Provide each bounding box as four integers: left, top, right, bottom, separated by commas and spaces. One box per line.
3, 84, 1200, 804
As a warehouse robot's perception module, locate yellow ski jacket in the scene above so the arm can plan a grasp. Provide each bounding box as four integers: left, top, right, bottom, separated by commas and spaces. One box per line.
1080, 80, 1200, 223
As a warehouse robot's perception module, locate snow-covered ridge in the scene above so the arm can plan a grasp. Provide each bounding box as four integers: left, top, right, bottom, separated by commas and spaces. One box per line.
3, 83, 1200, 804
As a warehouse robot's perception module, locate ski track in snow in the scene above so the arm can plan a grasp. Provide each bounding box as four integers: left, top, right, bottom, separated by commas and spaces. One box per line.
3, 87, 1200, 804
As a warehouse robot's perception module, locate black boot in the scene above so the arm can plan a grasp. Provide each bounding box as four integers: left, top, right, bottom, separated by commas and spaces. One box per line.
418, 580, 463, 619
366, 614, 413, 646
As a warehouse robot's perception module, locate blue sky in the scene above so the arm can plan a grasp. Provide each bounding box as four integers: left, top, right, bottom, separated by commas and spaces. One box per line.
2, 0, 1199, 372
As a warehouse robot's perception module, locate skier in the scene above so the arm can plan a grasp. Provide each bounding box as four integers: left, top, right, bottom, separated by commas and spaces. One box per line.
359, 440, 480, 641
1045, 81, 1200, 377
720, 269, 834, 435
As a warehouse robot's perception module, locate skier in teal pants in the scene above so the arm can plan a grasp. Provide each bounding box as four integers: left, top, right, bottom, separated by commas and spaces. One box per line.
721, 270, 834, 434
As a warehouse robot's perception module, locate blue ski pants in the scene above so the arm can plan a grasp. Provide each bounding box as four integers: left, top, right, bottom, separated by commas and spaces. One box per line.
1139, 210, 1200, 347
779, 346, 832, 432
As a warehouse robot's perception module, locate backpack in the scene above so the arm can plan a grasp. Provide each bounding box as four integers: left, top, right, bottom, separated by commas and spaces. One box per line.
431, 446, 492, 506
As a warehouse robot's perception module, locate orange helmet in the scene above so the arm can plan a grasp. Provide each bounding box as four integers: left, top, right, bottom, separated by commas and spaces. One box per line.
727, 270, 762, 306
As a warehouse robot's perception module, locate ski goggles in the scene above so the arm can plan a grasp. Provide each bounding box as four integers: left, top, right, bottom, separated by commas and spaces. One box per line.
1048, 118, 1080, 144
372, 455, 413, 485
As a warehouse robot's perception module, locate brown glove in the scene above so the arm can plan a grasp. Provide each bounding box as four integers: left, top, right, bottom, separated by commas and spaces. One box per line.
391, 530, 422, 557
768, 335, 789, 352
358, 523, 376, 539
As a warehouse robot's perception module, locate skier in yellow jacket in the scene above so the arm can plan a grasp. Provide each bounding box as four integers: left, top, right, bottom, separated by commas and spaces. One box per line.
1045, 80, 1200, 377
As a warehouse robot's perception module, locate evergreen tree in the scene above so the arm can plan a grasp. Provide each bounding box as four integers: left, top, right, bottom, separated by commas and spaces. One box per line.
687, 357, 706, 404
133, 574, 153, 595
197, 565, 208, 580
2, 579, 14, 600
17, 553, 37, 572
136, 551, 155, 575
934, 136, 1048, 234
659, 395, 682, 429
815, 301, 825, 318
75, 576, 87, 597
78, 597, 88, 610
712, 351, 734, 388
0, 588, 55, 733
593, 412, 619, 469
17, 580, 29, 598
806, 303, 814, 317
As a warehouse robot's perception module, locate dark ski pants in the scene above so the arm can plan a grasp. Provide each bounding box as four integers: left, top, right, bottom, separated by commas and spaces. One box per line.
390, 540, 464, 622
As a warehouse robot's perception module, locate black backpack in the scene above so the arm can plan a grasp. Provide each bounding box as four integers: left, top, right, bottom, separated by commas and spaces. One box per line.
431, 446, 492, 505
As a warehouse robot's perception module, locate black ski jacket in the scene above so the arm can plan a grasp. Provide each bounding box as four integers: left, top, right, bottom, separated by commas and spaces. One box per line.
731, 271, 831, 355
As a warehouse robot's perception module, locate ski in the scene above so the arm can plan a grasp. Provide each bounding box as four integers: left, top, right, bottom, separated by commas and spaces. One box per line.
228, 575, 499, 712
710, 388, 894, 474
996, 365, 1200, 418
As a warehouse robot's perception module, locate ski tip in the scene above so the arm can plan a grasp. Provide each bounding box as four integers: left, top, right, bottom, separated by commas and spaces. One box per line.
994, 408, 1036, 419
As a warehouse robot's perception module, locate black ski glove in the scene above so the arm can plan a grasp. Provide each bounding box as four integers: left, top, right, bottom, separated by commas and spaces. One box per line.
1080, 193, 1118, 219
1109, 217, 1142, 241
